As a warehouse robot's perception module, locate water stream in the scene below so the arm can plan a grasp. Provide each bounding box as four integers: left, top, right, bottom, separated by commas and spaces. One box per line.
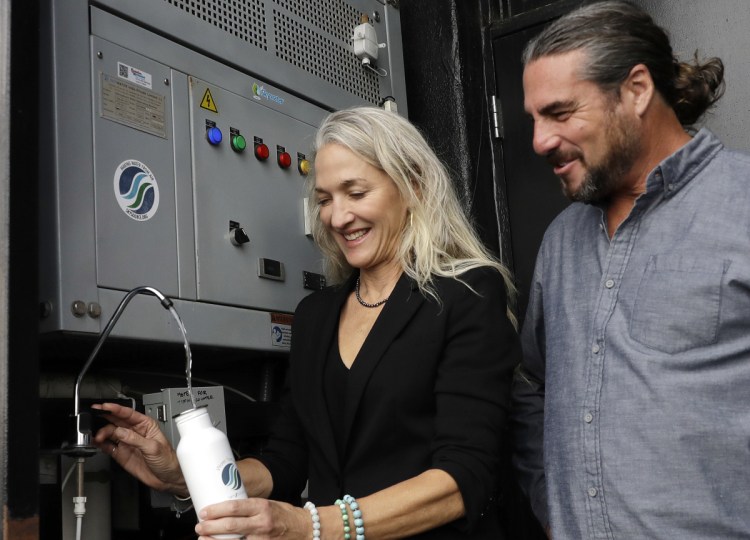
168, 305, 196, 410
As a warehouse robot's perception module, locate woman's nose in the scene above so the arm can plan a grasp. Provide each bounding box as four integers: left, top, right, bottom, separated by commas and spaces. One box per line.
329, 200, 353, 229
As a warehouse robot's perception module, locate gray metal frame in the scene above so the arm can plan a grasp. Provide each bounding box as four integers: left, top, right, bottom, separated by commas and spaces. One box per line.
0, 0, 9, 534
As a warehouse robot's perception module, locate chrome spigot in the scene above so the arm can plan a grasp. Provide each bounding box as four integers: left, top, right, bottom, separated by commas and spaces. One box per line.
65, 286, 173, 456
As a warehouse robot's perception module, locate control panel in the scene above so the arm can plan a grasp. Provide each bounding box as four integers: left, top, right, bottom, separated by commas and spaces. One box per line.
39, 0, 405, 352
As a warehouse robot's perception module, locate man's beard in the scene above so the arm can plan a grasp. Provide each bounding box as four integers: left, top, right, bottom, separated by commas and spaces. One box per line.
565, 111, 641, 204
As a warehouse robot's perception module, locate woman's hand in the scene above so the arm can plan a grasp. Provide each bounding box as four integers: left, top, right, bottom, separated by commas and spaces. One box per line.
92, 402, 188, 496
195, 498, 313, 540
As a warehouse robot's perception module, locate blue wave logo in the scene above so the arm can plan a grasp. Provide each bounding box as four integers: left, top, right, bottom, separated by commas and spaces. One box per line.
113, 160, 159, 221
221, 463, 243, 490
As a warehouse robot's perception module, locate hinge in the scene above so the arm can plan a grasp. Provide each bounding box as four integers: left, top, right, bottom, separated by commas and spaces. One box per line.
490, 94, 503, 140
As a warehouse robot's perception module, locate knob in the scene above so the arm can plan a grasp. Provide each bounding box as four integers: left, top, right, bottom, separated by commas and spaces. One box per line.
71, 300, 87, 318
230, 227, 250, 246
87, 302, 102, 319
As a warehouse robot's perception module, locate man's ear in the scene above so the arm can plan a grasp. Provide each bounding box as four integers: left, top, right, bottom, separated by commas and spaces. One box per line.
621, 63, 655, 117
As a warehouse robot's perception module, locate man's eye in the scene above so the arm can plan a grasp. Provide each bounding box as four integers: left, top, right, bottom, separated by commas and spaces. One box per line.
350, 192, 366, 199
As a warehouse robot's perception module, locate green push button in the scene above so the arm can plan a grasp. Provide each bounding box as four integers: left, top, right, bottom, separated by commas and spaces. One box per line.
231, 134, 247, 152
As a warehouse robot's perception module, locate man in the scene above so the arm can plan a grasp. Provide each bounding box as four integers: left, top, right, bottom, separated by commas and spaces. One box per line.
511, 1, 750, 539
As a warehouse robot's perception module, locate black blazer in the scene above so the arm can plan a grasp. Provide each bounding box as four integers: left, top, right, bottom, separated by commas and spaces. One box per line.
258, 267, 520, 538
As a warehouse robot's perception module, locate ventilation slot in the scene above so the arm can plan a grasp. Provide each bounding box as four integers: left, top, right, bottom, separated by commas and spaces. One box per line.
274, 10, 380, 103
163, 0, 268, 51
273, 0, 360, 44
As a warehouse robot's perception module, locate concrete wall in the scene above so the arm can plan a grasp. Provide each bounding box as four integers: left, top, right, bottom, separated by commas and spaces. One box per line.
635, 0, 750, 152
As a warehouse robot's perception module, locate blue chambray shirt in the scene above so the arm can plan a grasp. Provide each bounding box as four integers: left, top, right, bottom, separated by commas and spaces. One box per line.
511, 129, 750, 539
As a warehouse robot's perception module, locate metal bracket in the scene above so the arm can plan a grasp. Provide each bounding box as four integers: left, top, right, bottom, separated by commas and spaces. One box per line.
490, 94, 504, 140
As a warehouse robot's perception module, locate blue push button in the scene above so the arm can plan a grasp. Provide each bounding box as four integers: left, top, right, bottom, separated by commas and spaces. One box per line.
206, 126, 223, 145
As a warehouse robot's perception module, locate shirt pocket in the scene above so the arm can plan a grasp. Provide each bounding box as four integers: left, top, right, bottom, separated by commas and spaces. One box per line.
629, 254, 729, 354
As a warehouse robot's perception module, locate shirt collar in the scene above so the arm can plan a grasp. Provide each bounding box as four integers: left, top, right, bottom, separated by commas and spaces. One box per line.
645, 128, 724, 199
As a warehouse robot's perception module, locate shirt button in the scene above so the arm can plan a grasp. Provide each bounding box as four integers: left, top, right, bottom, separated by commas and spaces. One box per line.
605, 279, 615, 288
592, 344, 600, 354
584, 412, 593, 423
588, 487, 598, 497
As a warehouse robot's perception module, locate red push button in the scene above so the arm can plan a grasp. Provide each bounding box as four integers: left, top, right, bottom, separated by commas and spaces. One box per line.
278, 151, 292, 169
254, 143, 270, 161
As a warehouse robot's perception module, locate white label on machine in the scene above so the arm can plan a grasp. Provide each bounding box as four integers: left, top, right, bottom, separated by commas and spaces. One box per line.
113, 159, 160, 221
101, 73, 167, 138
270, 313, 293, 348
118, 61, 153, 89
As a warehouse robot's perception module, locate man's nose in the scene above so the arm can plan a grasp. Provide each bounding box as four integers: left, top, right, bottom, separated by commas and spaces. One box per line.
532, 122, 560, 157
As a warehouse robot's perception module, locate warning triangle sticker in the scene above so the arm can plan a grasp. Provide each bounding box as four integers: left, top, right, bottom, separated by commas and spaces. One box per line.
200, 88, 218, 113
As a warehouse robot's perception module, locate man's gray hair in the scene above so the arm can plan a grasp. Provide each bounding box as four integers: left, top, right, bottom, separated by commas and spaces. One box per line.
523, 0, 724, 126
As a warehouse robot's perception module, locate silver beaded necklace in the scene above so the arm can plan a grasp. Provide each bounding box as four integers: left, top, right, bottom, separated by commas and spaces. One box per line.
355, 277, 389, 308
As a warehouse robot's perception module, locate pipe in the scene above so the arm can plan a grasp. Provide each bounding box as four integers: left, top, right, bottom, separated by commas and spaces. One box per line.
71, 286, 173, 451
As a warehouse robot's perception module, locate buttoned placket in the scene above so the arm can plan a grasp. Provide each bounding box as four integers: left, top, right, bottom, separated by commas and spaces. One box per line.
581, 202, 645, 539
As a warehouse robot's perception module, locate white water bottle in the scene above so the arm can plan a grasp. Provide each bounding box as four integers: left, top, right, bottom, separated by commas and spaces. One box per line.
175, 406, 248, 539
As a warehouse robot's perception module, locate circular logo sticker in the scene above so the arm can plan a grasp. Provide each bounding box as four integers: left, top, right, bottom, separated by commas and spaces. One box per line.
113, 159, 159, 221
221, 462, 243, 490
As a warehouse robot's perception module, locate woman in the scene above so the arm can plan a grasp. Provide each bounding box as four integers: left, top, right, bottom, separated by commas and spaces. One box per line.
94, 106, 520, 538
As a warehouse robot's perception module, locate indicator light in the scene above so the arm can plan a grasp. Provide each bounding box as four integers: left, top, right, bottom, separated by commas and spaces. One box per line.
278, 151, 292, 169
206, 126, 223, 145
298, 158, 311, 176
254, 143, 270, 161
231, 134, 247, 152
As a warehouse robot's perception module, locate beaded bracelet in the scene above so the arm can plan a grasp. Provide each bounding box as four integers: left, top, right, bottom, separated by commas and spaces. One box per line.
304, 501, 321, 539
334, 498, 352, 539
343, 494, 365, 540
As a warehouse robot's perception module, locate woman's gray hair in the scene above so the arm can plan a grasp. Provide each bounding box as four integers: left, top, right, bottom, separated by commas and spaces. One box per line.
523, 0, 724, 126
307, 106, 516, 324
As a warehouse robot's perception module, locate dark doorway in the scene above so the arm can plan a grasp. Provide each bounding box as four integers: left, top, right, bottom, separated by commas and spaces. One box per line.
488, 7, 573, 540
491, 10, 570, 326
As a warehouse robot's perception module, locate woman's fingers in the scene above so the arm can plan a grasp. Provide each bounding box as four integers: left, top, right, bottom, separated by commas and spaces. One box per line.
195, 499, 303, 538
91, 402, 185, 492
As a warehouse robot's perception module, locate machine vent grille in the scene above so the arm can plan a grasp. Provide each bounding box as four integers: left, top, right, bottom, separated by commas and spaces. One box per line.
163, 0, 268, 51
273, 0, 359, 44
162, 0, 381, 103
273, 9, 380, 103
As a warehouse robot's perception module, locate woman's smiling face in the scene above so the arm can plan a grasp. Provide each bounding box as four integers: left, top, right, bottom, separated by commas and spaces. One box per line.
314, 143, 408, 274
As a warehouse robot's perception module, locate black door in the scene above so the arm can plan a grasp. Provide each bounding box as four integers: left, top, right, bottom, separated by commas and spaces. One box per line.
489, 8, 571, 540
492, 14, 570, 326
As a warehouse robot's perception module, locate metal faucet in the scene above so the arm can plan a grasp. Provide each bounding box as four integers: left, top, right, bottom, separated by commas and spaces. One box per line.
66, 286, 173, 456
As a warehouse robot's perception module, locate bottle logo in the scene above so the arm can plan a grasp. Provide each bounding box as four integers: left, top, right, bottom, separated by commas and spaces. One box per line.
221, 463, 243, 490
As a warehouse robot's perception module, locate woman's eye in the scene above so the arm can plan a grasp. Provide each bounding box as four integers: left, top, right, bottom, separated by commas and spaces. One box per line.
350, 192, 365, 199
316, 198, 331, 207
